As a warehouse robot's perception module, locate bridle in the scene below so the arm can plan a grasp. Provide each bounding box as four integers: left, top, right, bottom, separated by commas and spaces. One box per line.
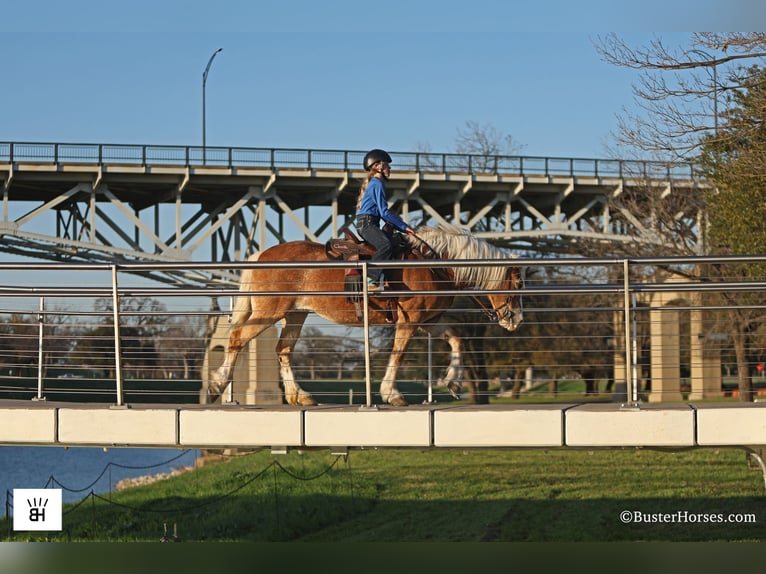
472, 293, 515, 323
407, 231, 523, 324
471, 268, 523, 323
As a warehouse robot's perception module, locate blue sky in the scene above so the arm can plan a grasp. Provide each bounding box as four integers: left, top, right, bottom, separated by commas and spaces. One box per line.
2, 1, 759, 160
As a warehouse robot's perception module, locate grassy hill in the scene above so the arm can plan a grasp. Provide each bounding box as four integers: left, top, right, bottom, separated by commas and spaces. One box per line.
7, 446, 765, 543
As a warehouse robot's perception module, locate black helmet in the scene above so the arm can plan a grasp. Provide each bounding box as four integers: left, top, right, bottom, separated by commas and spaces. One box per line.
363, 148, 392, 171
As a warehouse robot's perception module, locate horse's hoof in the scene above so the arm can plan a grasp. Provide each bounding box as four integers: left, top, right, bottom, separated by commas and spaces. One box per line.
287, 393, 317, 406
387, 394, 409, 407
447, 381, 462, 399
297, 394, 317, 406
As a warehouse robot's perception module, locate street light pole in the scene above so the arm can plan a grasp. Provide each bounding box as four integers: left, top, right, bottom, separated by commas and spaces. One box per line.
202, 48, 223, 165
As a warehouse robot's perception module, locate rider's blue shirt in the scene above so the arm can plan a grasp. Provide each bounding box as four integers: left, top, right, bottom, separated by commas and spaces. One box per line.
355, 177, 408, 232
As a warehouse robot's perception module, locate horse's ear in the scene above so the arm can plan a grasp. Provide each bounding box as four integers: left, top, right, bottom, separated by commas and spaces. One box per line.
520, 266, 534, 280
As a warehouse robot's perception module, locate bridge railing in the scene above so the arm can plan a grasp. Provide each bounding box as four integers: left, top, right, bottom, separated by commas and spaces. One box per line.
0, 141, 701, 180
0, 254, 764, 407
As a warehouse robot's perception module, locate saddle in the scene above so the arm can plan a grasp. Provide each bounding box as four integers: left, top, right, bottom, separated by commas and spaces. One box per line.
325, 226, 410, 260
325, 228, 377, 260
325, 228, 410, 323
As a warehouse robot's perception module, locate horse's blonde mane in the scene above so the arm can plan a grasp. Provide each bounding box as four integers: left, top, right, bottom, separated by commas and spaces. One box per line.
407, 223, 517, 288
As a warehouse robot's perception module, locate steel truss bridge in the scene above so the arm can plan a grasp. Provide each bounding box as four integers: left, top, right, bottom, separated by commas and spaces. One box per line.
0, 141, 704, 285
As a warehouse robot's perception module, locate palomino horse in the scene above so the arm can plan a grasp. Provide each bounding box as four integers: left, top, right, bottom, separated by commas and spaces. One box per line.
208, 224, 524, 406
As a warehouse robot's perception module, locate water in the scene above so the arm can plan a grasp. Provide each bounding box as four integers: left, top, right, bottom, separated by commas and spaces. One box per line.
0, 446, 200, 515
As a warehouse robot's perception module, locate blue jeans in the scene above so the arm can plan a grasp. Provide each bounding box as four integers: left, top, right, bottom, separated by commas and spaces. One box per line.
355, 215, 392, 283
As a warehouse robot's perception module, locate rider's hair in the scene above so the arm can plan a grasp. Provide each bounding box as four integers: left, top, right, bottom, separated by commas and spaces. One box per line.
356, 170, 378, 211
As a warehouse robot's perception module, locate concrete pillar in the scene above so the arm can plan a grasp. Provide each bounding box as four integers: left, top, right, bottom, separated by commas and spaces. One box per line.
689, 304, 722, 400
649, 303, 683, 402
201, 313, 282, 405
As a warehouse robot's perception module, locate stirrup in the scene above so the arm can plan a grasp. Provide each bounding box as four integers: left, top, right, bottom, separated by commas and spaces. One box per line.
367, 277, 384, 292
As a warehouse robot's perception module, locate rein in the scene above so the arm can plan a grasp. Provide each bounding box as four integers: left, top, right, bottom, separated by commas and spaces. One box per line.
408, 231, 516, 323
471, 293, 515, 322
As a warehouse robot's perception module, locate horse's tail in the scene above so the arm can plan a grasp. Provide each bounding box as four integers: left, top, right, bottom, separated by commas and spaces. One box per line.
229, 251, 261, 329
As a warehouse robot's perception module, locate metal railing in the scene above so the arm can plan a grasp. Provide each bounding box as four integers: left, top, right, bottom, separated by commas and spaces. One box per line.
0, 141, 702, 180
0, 255, 764, 408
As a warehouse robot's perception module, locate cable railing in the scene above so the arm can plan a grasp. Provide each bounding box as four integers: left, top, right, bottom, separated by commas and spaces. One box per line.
0, 255, 764, 408
0, 141, 702, 180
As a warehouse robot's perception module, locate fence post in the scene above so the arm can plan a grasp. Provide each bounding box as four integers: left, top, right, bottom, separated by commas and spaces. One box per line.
33, 297, 46, 402
424, 332, 435, 405
111, 265, 125, 407
622, 259, 639, 408
361, 261, 374, 409
631, 292, 640, 404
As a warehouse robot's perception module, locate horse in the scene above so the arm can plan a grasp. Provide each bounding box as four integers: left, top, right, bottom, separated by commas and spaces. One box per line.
208, 224, 524, 407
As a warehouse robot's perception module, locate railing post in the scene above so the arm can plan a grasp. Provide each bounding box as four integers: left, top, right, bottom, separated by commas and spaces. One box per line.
361, 261, 374, 409
33, 297, 46, 402
424, 332, 435, 405
111, 265, 125, 407
631, 292, 639, 404
622, 259, 639, 408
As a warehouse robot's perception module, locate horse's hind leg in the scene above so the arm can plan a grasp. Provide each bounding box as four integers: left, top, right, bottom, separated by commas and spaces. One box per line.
421, 323, 464, 399
278, 311, 316, 406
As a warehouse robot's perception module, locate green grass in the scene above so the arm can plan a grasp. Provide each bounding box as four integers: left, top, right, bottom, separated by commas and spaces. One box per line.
7, 447, 765, 542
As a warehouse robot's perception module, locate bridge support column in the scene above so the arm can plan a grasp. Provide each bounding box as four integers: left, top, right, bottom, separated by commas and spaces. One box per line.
689, 305, 722, 400
649, 302, 683, 402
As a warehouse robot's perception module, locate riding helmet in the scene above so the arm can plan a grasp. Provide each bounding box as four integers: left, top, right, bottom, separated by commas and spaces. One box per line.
363, 148, 392, 171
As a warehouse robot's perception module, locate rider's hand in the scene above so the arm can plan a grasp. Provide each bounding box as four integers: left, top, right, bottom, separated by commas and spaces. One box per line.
405, 228, 416, 236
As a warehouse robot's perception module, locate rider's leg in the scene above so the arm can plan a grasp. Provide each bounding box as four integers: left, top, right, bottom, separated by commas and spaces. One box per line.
357, 222, 392, 285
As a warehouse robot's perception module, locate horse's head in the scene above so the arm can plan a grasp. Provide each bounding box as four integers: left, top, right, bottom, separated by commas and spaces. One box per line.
407, 225, 525, 331
485, 266, 525, 332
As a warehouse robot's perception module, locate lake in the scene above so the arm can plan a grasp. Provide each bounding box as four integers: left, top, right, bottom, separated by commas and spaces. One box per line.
0, 446, 201, 515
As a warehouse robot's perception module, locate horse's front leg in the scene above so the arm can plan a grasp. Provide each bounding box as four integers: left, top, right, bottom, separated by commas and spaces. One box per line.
379, 323, 418, 407
278, 311, 316, 406
421, 323, 464, 399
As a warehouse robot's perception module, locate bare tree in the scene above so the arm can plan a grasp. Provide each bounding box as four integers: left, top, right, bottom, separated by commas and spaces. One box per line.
157, 315, 208, 380
594, 32, 766, 401
455, 120, 523, 156
415, 121, 524, 173
595, 32, 766, 160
